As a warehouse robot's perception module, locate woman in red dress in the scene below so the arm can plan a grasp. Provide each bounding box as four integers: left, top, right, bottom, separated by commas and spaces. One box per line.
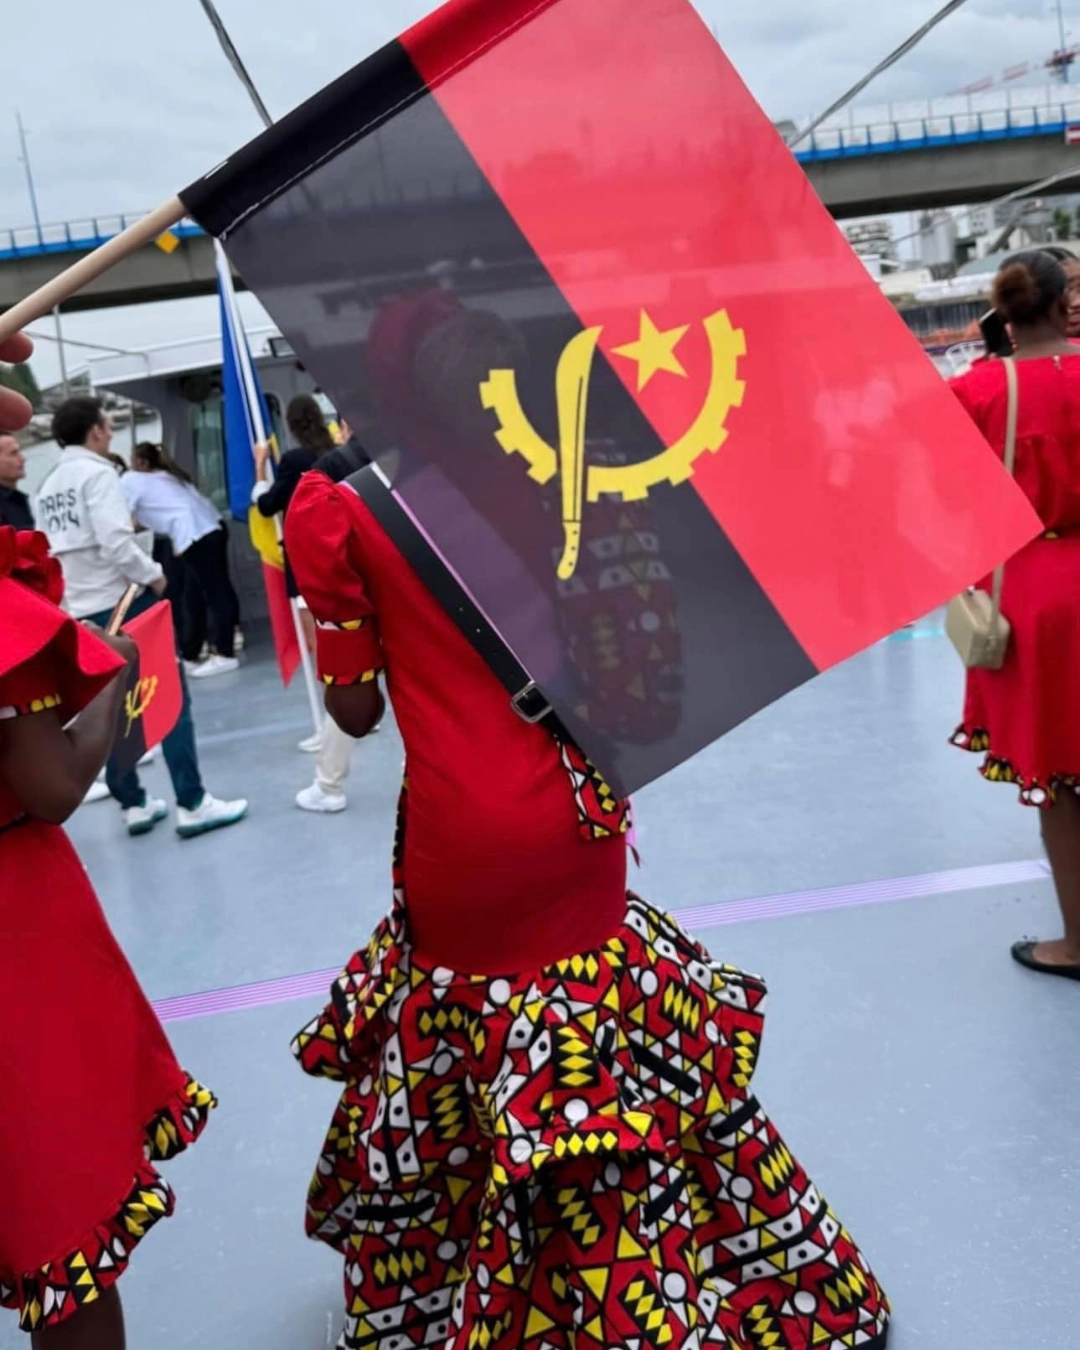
951, 250, 1080, 980
0, 523, 214, 1346
284, 341, 890, 1348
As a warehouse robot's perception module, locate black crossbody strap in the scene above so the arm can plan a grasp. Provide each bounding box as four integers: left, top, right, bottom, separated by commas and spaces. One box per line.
346, 465, 559, 728
337, 438, 371, 475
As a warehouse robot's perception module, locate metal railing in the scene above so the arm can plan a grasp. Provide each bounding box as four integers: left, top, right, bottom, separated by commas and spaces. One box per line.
4, 98, 1079, 260
0, 215, 204, 262
0, 174, 489, 263
797, 99, 1080, 159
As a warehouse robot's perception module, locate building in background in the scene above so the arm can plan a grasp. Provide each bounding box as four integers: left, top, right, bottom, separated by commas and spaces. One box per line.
962, 199, 1053, 257
844, 219, 897, 265
914, 211, 958, 267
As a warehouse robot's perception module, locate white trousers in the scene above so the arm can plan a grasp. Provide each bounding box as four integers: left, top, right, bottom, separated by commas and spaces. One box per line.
315, 717, 356, 795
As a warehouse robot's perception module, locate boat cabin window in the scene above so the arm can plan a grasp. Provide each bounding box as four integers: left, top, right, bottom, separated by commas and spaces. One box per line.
190, 395, 228, 515
188, 387, 285, 516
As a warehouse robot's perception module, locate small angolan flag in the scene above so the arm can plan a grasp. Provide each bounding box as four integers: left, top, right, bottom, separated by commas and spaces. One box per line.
180, 0, 1039, 796
111, 601, 183, 776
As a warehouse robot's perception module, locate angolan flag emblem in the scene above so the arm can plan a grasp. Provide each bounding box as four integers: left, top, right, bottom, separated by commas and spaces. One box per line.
480, 308, 746, 581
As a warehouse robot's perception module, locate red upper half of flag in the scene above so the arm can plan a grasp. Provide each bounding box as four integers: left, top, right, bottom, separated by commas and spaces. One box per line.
403, 0, 1041, 668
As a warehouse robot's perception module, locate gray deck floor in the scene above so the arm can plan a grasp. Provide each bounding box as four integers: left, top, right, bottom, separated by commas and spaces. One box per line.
4, 620, 1077, 1348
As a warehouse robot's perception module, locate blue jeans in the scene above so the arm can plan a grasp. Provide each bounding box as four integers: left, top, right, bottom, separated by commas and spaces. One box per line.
85, 594, 204, 811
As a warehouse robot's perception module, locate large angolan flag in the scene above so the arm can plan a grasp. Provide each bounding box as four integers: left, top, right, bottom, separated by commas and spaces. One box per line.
180, 0, 1039, 797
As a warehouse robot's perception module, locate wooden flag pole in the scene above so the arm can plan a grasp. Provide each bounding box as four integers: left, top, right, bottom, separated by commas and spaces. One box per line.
0, 196, 186, 342
106, 584, 142, 636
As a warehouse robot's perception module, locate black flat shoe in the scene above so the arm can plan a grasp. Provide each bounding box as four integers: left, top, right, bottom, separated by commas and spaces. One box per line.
1010, 940, 1080, 982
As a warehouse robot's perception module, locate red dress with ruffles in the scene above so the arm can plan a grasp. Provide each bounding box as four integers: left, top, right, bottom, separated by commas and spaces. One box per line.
950, 354, 1080, 804
284, 475, 889, 1350
0, 529, 214, 1334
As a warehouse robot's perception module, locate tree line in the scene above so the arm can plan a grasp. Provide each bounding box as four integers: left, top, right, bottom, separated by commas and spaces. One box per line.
0, 363, 42, 411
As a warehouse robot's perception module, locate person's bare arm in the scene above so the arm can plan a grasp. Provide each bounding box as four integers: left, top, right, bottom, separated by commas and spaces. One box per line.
0, 632, 134, 823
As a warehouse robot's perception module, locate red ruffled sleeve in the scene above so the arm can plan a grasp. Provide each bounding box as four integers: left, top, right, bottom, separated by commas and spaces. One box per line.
285, 475, 384, 687
0, 528, 123, 717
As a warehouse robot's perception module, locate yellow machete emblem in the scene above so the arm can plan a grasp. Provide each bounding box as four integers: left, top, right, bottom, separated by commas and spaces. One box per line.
124, 675, 159, 737
479, 307, 746, 579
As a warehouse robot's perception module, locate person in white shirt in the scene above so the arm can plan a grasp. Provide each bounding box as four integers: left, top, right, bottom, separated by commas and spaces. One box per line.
124, 443, 241, 678
36, 397, 248, 839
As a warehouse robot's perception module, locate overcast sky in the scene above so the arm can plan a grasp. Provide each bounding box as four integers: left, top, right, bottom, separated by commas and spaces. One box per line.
3, 0, 1073, 384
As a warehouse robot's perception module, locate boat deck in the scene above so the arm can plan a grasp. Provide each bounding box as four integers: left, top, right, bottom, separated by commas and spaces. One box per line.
3, 621, 1075, 1349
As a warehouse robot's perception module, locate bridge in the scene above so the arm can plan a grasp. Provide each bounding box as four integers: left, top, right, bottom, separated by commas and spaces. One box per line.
3, 93, 1080, 315
796, 94, 1080, 215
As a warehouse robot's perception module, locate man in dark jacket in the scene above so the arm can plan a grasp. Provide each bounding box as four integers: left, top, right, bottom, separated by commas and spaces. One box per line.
0, 435, 33, 530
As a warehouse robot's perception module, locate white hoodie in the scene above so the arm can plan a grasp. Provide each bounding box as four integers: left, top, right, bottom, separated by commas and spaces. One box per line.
36, 446, 163, 618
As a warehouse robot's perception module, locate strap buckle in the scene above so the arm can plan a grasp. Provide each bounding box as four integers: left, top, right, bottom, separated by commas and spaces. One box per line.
511, 681, 552, 725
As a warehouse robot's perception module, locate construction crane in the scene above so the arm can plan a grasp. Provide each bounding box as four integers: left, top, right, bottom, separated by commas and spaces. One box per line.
950, 43, 1078, 96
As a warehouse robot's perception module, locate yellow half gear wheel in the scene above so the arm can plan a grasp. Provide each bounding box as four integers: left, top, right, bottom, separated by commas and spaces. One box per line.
479, 370, 557, 484
479, 309, 746, 501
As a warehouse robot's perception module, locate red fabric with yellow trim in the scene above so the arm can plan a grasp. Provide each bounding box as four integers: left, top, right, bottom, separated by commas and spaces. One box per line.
315, 621, 383, 688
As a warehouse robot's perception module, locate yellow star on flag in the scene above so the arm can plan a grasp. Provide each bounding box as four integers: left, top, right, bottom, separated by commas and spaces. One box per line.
613, 309, 690, 391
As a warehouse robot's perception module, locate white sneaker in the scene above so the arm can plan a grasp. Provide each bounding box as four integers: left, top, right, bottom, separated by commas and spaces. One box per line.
176, 792, 248, 839
124, 797, 168, 836
83, 777, 111, 805
138, 747, 158, 767
296, 782, 347, 814
298, 731, 323, 753
183, 659, 202, 676
234, 627, 246, 652
189, 654, 240, 679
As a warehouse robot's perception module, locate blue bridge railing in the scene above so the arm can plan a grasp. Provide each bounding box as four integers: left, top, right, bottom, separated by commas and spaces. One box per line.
0, 216, 204, 264
796, 99, 1080, 161
4, 99, 1080, 263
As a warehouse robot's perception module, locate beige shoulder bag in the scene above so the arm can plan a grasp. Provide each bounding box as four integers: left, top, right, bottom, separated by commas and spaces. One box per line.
945, 355, 1018, 671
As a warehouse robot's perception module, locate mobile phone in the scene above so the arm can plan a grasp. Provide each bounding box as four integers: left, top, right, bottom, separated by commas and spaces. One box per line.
979, 310, 1013, 358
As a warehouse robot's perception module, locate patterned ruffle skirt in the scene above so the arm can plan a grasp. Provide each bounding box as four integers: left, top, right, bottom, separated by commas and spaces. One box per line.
293, 896, 889, 1350
0, 1078, 215, 1332
950, 725, 1080, 807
